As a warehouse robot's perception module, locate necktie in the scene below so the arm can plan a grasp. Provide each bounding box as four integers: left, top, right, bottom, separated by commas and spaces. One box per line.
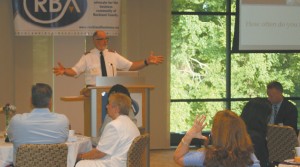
273, 104, 278, 118
269, 105, 278, 124
100, 52, 107, 76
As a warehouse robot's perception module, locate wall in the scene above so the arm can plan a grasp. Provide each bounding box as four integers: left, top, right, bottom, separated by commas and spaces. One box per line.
0, 0, 15, 130
0, 0, 170, 149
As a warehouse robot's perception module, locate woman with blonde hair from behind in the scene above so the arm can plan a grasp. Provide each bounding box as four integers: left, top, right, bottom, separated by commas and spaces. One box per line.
174, 110, 260, 167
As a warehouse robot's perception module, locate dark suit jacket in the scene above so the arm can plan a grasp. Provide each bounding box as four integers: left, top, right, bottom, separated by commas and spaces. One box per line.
241, 98, 270, 167
275, 98, 298, 134
249, 130, 269, 167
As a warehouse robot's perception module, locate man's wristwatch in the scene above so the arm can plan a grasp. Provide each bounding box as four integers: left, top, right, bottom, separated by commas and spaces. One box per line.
144, 59, 148, 66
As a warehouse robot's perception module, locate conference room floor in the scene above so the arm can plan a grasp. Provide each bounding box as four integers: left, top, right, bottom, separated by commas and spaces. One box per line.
150, 147, 201, 166
150, 149, 180, 167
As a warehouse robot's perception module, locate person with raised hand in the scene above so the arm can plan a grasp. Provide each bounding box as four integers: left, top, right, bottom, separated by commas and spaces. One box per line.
174, 110, 261, 167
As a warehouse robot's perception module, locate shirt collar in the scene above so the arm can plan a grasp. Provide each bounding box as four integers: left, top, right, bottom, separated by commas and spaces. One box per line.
31, 108, 51, 113
274, 100, 283, 108
93, 48, 107, 53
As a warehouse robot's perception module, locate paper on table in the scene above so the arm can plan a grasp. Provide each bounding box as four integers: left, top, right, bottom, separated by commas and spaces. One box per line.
68, 136, 77, 142
283, 159, 300, 165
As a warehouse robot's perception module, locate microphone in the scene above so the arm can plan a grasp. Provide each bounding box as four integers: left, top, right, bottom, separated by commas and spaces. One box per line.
110, 63, 114, 76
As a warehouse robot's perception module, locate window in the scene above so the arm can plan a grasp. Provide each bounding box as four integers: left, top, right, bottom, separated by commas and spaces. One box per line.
171, 0, 300, 146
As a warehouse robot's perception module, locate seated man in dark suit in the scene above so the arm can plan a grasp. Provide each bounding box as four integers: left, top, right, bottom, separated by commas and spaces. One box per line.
267, 81, 298, 134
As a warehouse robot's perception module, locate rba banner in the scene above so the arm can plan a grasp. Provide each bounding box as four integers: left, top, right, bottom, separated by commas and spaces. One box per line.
12, 0, 120, 36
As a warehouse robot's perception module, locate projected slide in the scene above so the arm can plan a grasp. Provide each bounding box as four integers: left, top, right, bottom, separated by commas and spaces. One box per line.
239, 0, 300, 50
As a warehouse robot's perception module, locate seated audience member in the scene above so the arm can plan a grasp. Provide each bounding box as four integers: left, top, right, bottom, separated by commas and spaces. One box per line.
267, 81, 298, 134
174, 110, 261, 167
7, 83, 69, 164
76, 93, 140, 167
91, 84, 138, 146
241, 98, 271, 167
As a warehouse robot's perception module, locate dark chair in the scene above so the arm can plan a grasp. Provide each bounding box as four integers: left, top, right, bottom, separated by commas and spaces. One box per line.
127, 133, 150, 167
267, 124, 298, 165
15, 143, 68, 167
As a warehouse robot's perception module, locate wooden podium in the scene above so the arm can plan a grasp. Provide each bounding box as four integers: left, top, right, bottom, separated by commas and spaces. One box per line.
84, 85, 154, 137
83, 77, 153, 137
88, 77, 153, 167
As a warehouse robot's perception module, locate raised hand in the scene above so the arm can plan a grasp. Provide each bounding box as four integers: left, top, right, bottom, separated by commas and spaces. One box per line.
147, 51, 164, 65
186, 115, 207, 140
53, 62, 65, 76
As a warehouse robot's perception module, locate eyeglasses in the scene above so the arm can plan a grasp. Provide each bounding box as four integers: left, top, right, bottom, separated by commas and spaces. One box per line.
94, 38, 109, 41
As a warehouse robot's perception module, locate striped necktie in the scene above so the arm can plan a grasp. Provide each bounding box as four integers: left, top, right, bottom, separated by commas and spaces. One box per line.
269, 104, 278, 124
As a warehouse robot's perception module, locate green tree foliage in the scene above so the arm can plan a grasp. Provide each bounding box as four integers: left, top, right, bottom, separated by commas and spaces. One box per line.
171, 14, 227, 131
172, 0, 227, 12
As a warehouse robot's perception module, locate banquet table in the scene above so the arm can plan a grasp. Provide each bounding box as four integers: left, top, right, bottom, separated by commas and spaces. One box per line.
0, 135, 92, 167
278, 159, 300, 167
279, 163, 300, 167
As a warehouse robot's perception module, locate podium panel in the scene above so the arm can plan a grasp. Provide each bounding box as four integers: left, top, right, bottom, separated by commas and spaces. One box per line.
85, 85, 153, 137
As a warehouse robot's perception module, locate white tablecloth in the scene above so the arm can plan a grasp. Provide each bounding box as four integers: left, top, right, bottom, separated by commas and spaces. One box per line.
279, 164, 300, 167
0, 135, 92, 167
279, 159, 300, 167
0, 139, 13, 167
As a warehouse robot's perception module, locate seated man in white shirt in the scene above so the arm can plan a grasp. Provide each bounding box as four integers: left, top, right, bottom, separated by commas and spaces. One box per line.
7, 83, 69, 165
76, 93, 140, 167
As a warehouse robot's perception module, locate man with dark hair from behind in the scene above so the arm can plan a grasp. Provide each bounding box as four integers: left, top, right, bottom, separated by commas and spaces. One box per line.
7, 83, 69, 165
241, 98, 271, 167
267, 81, 298, 134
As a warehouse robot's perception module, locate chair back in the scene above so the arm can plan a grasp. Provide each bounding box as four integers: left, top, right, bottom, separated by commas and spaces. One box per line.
267, 124, 298, 163
15, 143, 68, 167
127, 133, 150, 167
